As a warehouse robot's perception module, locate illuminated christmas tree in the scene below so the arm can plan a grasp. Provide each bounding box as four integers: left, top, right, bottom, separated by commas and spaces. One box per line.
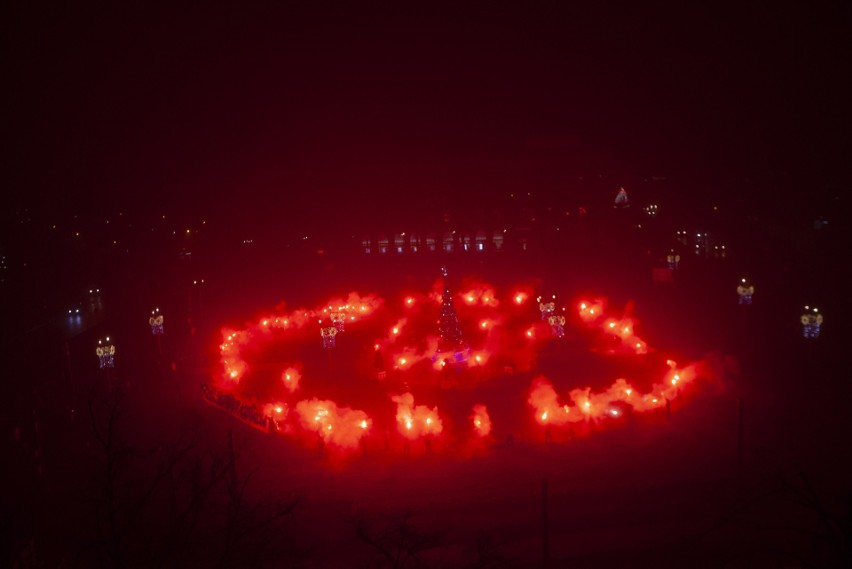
438, 266, 465, 352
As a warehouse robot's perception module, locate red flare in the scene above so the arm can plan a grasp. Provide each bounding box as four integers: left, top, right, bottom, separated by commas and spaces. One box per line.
528, 377, 571, 426
391, 393, 443, 439
471, 404, 492, 436
281, 365, 301, 393
295, 398, 371, 450
578, 300, 605, 322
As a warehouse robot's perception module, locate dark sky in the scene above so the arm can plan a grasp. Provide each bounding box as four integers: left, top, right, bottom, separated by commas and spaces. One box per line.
4, 3, 850, 226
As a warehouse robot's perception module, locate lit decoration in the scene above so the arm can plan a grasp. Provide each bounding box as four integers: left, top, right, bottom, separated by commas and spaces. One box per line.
321, 326, 337, 348
96, 337, 115, 369
801, 306, 823, 339
391, 392, 443, 439
470, 404, 491, 437
538, 295, 556, 321
736, 278, 754, 305
666, 250, 680, 270
295, 398, 371, 449
643, 203, 658, 216
331, 311, 346, 333
149, 307, 164, 335
513, 291, 528, 305
548, 315, 566, 338
614, 186, 630, 208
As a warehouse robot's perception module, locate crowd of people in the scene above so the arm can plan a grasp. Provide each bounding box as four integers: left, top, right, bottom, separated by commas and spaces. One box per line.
200, 383, 269, 432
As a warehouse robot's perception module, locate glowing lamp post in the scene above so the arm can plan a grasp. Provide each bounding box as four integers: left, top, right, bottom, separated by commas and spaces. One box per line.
96, 337, 115, 369
321, 326, 337, 349
801, 306, 823, 339
548, 315, 566, 338
736, 279, 754, 305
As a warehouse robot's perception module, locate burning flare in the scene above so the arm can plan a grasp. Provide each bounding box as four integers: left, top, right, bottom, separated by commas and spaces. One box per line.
470, 404, 492, 436
391, 393, 443, 439
281, 365, 302, 392
295, 398, 371, 449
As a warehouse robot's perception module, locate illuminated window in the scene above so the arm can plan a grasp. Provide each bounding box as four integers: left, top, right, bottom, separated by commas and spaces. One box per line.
394, 233, 405, 254
426, 234, 436, 252
475, 231, 486, 251
492, 230, 504, 251
462, 235, 471, 252
442, 232, 454, 253
361, 238, 371, 254
409, 234, 421, 253
378, 236, 389, 254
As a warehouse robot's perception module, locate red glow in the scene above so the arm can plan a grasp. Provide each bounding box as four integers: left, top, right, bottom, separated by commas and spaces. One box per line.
459, 283, 500, 307
471, 404, 491, 436
295, 398, 371, 449
281, 365, 301, 392
214, 284, 707, 449
392, 393, 443, 439
578, 299, 605, 322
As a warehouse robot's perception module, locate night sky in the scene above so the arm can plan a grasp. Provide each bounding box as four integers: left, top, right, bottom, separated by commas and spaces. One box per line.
5, 3, 850, 229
